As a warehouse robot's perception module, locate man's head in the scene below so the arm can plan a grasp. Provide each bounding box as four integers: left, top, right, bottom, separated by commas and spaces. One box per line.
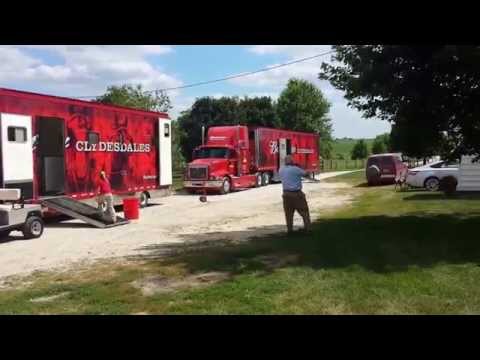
284, 155, 294, 165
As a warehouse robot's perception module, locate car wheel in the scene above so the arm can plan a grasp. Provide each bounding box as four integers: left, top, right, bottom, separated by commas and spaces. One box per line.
262, 172, 270, 186
424, 177, 440, 191
22, 216, 44, 239
139, 192, 149, 208
220, 177, 231, 195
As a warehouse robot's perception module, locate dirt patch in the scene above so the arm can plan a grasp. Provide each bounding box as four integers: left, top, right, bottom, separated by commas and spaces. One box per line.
30, 292, 70, 303
254, 254, 300, 270
132, 271, 231, 296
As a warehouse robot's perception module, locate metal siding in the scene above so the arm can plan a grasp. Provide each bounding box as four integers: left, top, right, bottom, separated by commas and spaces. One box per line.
458, 155, 480, 191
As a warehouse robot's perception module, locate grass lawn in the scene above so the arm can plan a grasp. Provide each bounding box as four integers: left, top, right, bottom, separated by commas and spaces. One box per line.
1, 171, 480, 314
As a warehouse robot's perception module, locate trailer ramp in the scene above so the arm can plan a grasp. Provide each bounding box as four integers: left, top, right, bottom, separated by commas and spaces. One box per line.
41, 197, 129, 228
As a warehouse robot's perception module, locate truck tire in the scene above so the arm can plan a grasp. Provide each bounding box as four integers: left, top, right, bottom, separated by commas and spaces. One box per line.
220, 177, 231, 195
255, 173, 262, 188
262, 172, 270, 186
22, 216, 44, 239
366, 165, 381, 186
139, 192, 149, 208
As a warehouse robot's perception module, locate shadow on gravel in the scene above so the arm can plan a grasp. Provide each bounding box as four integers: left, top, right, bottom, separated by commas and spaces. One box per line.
126, 213, 480, 276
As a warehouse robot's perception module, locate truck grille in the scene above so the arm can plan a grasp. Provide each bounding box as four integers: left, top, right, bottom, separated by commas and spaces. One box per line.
189, 166, 208, 180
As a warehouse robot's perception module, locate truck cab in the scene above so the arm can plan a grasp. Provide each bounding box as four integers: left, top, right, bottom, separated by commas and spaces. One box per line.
183, 126, 257, 194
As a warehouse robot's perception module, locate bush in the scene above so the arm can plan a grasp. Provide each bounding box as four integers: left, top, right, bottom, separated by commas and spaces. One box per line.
439, 176, 458, 195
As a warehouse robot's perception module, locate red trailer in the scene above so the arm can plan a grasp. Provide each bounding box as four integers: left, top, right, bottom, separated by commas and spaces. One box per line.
184, 125, 319, 194
0, 88, 172, 210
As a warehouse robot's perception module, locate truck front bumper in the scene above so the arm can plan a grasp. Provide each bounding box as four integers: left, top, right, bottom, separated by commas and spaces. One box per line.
184, 180, 223, 188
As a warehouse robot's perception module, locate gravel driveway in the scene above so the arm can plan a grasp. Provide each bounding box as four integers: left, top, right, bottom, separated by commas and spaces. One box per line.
0, 171, 355, 279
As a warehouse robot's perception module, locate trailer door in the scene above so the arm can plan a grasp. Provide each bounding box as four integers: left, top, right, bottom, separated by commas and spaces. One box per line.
158, 119, 172, 186
0, 113, 34, 198
278, 138, 288, 168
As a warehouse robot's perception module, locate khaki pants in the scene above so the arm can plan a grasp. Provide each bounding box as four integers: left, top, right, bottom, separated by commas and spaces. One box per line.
282, 191, 311, 233
97, 193, 117, 223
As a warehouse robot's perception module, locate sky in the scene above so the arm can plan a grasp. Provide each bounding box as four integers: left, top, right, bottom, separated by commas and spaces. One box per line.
0, 45, 391, 139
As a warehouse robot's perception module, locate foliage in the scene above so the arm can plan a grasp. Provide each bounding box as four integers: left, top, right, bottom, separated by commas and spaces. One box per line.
331, 138, 374, 160
95, 84, 172, 113
177, 80, 333, 161
177, 97, 244, 161
276, 78, 333, 158
371, 133, 391, 154
319, 45, 480, 159
351, 139, 369, 159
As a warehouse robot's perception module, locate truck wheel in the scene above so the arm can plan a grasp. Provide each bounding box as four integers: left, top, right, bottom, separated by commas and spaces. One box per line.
262, 172, 270, 186
139, 192, 149, 208
22, 216, 44, 239
220, 177, 231, 195
255, 173, 263, 187
366, 165, 381, 186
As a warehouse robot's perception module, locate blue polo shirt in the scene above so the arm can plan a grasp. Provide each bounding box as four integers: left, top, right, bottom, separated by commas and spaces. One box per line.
279, 165, 307, 191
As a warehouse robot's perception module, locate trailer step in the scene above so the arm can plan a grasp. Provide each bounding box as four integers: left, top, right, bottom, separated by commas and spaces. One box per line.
41, 197, 129, 228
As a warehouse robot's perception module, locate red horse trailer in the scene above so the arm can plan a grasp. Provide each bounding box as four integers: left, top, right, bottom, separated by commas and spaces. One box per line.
0, 88, 172, 208
184, 125, 319, 194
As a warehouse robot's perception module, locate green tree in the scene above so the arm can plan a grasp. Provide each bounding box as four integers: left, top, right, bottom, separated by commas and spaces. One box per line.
276, 78, 333, 158
95, 84, 172, 113
371, 133, 391, 154
319, 45, 480, 159
238, 96, 278, 127
351, 139, 368, 160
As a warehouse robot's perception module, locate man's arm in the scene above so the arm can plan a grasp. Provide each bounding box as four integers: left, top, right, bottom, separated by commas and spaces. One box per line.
293, 165, 309, 178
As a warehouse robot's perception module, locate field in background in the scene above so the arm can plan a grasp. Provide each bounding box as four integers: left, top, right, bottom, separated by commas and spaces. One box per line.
331, 138, 374, 160
321, 159, 366, 172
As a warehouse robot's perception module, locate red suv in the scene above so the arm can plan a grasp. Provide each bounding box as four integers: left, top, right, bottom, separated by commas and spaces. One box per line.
366, 153, 407, 186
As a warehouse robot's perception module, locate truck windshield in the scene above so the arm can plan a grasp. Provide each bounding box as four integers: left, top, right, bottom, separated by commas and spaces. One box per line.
194, 147, 230, 159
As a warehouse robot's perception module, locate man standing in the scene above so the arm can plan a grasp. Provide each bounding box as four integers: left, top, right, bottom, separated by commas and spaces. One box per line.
97, 171, 117, 223
278, 155, 311, 234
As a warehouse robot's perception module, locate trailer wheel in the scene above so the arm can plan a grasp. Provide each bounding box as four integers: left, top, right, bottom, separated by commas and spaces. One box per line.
220, 177, 231, 195
255, 173, 262, 187
139, 192, 149, 208
22, 216, 44, 239
262, 172, 270, 186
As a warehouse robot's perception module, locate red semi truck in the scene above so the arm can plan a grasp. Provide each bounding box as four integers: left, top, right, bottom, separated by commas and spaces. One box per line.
184, 125, 320, 194
0, 88, 172, 208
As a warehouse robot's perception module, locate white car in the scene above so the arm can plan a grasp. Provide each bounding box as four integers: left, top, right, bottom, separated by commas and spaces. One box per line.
405, 160, 459, 191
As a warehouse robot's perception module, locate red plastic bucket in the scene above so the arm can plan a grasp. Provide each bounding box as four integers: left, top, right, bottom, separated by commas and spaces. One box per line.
123, 198, 139, 220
